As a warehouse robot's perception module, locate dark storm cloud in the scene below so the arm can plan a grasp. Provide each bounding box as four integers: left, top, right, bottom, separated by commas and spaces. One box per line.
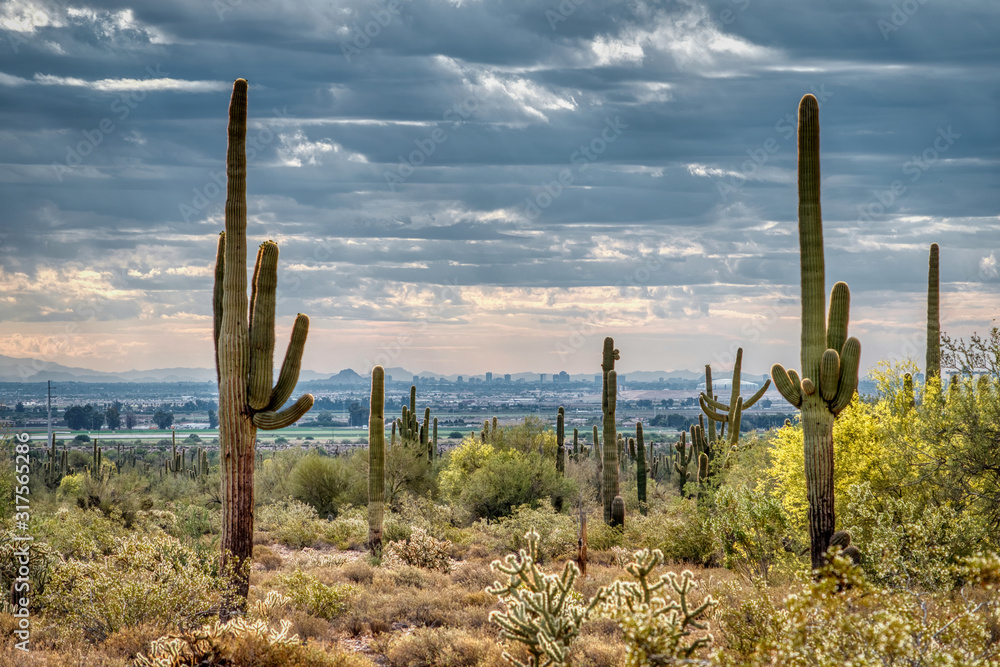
0, 0, 997, 370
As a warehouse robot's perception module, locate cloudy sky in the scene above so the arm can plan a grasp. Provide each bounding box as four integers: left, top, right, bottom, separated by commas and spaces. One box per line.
0, 0, 997, 379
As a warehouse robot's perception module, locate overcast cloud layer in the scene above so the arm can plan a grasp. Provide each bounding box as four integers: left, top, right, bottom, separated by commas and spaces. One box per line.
0, 0, 997, 378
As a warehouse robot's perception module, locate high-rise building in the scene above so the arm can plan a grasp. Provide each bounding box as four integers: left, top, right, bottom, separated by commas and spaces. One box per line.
486, 372, 493, 383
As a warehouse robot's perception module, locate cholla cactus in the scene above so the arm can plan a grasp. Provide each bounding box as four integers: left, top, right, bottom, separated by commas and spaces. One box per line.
598, 549, 716, 667
135, 616, 300, 667
489, 530, 605, 667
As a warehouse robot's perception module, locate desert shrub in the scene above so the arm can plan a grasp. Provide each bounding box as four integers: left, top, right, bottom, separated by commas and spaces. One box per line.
0, 530, 58, 611
383, 527, 454, 573
257, 498, 321, 548
724, 556, 1000, 666
395, 495, 465, 541
40, 531, 221, 641
136, 616, 371, 667
57, 472, 86, 497
485, 499, 577, 560
446, 445, 575, 522
253, 544, 284, 571
32, 506, 136, 560
842, 482, 983, 590
272, 569, 353, 620
320, 506, 368, 550
709, 484, 798, 583
290, 453, 360, 518
73, 469, 150, 527
255, 448, 307, 504
383, 627, 499, 667
620, 497, 714, 565
712, 580, 782, 660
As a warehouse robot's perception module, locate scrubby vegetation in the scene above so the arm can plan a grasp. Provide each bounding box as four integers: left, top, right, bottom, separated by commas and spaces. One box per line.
2, 363, 999, 665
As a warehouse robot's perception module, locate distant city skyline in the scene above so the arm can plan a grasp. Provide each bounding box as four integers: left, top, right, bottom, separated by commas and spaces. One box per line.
0, 1, 996, 379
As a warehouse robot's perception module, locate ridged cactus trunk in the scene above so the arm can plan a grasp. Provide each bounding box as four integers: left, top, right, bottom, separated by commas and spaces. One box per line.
601, 337, 620, 525
636, 422, 646, 510
556, 406, 565, 474
216, 79, 314, 612
369, 366, 385, 555
770, 95, 861, 570
926, 243, 940, 383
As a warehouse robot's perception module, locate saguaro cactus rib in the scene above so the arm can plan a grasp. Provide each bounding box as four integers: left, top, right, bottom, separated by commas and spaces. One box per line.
215, 79, 314, 612
369, 366, 385, 555
926, 243, 940, 381
769, 94, 862, 570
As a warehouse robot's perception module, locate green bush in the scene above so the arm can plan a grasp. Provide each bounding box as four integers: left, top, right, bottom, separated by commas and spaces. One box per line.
273, 569, 353, 620
485, 499, 578, 560
441, 436, 575, 522
40, 531, 221, 640
721, 556, 1000, 666
290, 453, 358, 518
843, 482, 983, 590
709, 485, 799, 583
257, 498, 322, 548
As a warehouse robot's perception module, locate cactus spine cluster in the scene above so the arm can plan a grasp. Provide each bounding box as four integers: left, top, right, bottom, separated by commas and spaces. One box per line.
927, 243, 940, 383
601, 337, 620, 525
369, 366, 386, 555
215, 79, 314, 611
770, 94, 861, 569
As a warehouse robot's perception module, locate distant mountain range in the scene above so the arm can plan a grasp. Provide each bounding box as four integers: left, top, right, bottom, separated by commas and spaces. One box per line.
0, 353, 764, 385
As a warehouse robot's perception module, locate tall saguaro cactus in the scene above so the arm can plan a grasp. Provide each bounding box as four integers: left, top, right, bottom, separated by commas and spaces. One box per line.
700, 348, 771, 453
369, 366, 386, 555
215, 79, 314, 610
770, 94, 861, 570
926, 243, 940, 382
601, 337, 620, 524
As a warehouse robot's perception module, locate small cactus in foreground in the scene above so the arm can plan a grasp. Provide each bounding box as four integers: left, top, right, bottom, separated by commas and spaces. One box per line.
488, 530, 604, 667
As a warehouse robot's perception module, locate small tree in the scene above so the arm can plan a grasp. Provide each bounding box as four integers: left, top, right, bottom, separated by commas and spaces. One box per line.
153, 410, 174, 430
105, 406, 121, 431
